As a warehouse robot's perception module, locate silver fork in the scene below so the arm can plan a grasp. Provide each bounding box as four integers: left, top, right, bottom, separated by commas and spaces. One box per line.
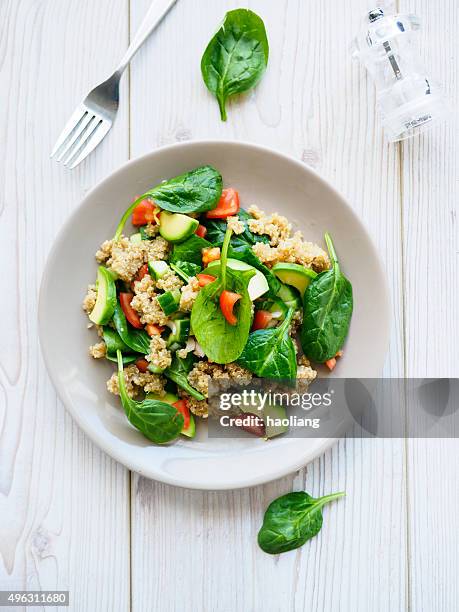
51, 0, 178, 169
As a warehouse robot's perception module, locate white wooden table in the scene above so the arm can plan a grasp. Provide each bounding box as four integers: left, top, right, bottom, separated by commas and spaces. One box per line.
1, 1, 457, 610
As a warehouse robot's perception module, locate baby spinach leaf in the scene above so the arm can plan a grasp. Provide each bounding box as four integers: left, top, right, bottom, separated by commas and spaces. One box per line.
113, 303, 151, 355
258, 491, 345, 555
237, 308, 297, 379
191, 227, 255, 363
164, 354, 205, 401
114, 166, 222, 238
301, 233, 353, 362
203, 210, 269, 247
117, 350, 183, 444
170, 234, 212, 266
201, 9, 269, 121
170, 261, 201, 282
103, 327, 139, 363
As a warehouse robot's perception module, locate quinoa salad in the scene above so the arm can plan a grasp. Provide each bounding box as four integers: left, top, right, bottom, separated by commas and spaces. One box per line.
83, 165, 353, 444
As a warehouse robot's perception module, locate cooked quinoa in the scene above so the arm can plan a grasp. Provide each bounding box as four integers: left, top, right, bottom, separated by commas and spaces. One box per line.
83, 167, 349, 446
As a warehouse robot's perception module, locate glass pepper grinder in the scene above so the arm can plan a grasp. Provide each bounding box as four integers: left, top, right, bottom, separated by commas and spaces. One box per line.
352, 5, 450, 141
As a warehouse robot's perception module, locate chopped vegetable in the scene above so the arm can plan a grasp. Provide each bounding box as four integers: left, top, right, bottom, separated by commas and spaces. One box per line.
132, 199, 159, 226
195, 224, 207, 238
197, 273, 216, 287
202, 247, 221, 265
172, 399, 190, 430
252, 310, 273, 331
146, 323, 164, 337
135, 358, 149, 373
119, 293, 143, 329
219, 290, 242, 326
206, 188, 240, 219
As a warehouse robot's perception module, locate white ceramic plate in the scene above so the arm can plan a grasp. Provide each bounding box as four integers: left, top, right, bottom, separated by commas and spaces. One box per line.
39, 141, 390, 490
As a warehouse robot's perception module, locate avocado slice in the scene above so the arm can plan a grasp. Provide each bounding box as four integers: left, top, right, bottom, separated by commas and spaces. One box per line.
146, 391, 196, 438
272, 263, 317, 298
205, 258, 269, 300
89, 266, 117, 325
159, 211, 199, 243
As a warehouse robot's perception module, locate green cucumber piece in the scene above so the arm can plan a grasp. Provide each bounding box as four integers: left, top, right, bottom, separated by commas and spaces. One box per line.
166, 319, 190, 348
205, 258, 269, 300
159, 211, 199, 243
276, 283, 301, 310
148, 260, 170, 280
89, 267, 117, 325
148, 363, 165, 374
272, 263, 317, 298
157, 290, 181, 316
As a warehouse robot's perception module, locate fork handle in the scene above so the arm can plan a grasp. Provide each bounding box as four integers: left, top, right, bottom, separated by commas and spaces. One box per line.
116, 0, 178, 74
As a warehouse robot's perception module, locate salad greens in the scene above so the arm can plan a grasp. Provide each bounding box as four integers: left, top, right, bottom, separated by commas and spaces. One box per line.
114, 166, 222, 239
170, 261, 201, 282
201, 9, 269, 121
116, 350, 184, 444
170, 234, 211, 266
300, 233, 353, 362
238, 308, 297, 379
113, 303, 151, 354
164, 353, 205, 401
191, 228, 255, 363
258, 490, 345, 555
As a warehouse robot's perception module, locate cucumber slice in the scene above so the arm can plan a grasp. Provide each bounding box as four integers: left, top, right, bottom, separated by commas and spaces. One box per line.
148, 260, 170, 280
166, 319, 190, 348
159, 211, 199, 243
276, 283, 301, 310
130, 233, 142, 244
272, 263, 317, 298
146, 391, 196, 438
205, 258, 269, 300
157, 290, 181, 316
89, 267, 117, 325
148, 363, 165, 374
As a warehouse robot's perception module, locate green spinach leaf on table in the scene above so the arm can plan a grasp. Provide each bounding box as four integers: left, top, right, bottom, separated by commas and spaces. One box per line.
237, 308, 297, 379
164, 354, 205, 401
170, 235, 212, 267
112, 303, 151, 355
258, 491, 345, 555
300, 233, 353, 362
201, 9, 269, 121
114, 166, 222, 239
116, 350, 184, 444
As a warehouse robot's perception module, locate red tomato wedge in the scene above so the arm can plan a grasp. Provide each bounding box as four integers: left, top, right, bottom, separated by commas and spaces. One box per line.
197, 273, 216, 287
145, 323, 164, 336
119, 293, 143, 329
135, 358, 149, 373
132, 199, 159, 226
195, 224, 207, 238
172, 399, 190, 430
130, 264, 149, 291
252, 310, 273, 331
219, 290, 242, 326
206, 188, 240, 219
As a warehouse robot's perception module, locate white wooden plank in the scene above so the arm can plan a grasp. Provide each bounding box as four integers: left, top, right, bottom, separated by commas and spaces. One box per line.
402, 0, 459, 609
129, 0, 407, 610
0, 1, 130, 609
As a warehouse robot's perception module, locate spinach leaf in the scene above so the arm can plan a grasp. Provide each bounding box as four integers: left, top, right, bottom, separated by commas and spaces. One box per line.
113, 303, 151, 355
300, 233, 353, 362
103, 327, 139, 364
164, 354, 205, 401
170, 234, 212, 266
201, 9, 269, 121
170, 261, 201, 282
237, 308, 297, 379
258, 491, 345, 555
116, 350, 183, 444
114, 166, 222, 238
191, 227, 255, 363
203, 210, 269, 247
